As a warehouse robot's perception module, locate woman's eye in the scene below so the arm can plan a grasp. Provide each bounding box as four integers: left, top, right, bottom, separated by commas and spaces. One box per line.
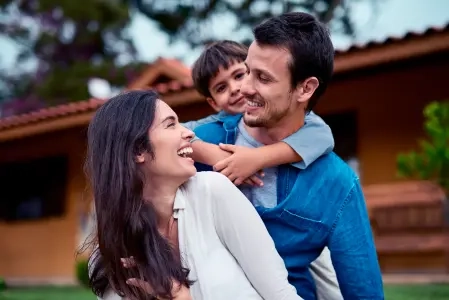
167, 123, 176, 128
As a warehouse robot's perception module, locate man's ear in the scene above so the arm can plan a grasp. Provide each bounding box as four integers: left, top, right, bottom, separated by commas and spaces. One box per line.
296, 77, 319, 104
206, 97, 221, 112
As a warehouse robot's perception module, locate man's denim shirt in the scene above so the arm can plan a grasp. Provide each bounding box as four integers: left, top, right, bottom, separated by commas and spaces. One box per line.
193, 114, 384, 300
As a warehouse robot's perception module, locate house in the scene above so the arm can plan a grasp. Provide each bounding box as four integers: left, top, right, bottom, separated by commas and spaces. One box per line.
0, 24, 448, 284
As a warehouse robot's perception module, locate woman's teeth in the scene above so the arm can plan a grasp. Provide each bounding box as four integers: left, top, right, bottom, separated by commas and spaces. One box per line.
177, 147, 193, 157
247, 100, 263, 107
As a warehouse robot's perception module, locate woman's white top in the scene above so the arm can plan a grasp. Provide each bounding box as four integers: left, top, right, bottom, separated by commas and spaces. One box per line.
100, 171, 302, 300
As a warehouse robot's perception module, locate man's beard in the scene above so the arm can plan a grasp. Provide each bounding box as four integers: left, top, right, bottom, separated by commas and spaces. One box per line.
243, 95, 291, 128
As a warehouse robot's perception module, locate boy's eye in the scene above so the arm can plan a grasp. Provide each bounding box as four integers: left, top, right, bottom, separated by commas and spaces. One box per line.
235, 72, 245, 80
167, 122, 176, 128
216, 85, 226, 93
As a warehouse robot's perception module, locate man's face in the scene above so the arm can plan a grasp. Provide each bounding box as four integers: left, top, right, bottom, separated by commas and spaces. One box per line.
241, 42, 299, 128
207, 62, 247, 115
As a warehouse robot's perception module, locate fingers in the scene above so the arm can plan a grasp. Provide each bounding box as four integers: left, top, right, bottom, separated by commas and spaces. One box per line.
218, 143, 236, 153
249, 175, 264, 187
121, 256, 136, 268
213, 158, 229, 172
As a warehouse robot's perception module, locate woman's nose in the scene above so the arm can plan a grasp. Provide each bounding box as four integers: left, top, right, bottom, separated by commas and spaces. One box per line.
181, 126, 195, 140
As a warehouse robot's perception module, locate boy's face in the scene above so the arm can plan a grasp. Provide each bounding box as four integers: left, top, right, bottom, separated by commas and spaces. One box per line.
207, 61, 247, 115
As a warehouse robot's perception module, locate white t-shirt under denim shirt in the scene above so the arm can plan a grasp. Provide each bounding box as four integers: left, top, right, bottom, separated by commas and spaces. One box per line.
97, 172, 303, 300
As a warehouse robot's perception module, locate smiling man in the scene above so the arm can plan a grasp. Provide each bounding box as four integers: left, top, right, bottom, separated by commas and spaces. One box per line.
193, 12, 384, 299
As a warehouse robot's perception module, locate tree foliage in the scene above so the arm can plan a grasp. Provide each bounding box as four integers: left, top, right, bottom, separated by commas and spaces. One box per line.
0, 0, 146, 116
130, 0, 377, 46
0, 0, 379, 116
397, 101, 449, 192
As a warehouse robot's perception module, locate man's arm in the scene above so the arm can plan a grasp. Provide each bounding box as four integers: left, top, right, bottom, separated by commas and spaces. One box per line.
282, 111, 334, 169
328, 179, 384, 299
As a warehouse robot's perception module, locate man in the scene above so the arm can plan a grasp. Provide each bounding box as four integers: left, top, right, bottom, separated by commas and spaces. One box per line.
193, 12, 384, 299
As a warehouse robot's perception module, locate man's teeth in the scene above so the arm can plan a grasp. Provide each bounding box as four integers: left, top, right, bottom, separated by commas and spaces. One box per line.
247, 100, 263, 107
177, 147, 193, 157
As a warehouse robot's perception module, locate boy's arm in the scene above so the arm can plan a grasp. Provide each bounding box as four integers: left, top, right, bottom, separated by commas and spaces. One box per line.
282, 111, 334, 169
192, 141, 264, 187
191, 140, 231, 166
213, 111, 333, 184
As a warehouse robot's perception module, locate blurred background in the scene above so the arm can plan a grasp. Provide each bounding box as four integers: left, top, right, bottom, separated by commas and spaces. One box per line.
0, 0, 449, 299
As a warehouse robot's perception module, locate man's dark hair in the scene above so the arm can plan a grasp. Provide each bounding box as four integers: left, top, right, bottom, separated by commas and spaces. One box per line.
192, 40, 248, 98
253, 12, 334, 110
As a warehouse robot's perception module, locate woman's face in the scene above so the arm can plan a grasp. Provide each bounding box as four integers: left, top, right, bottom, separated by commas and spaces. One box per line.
137, 100, 196, 182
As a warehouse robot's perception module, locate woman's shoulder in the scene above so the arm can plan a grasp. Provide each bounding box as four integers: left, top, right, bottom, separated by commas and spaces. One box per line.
181, 171, 231, 201
186, 171, 230, 190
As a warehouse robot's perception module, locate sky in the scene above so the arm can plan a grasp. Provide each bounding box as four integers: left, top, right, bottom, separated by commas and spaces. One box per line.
128, 0, 449, 65
1, 0, 449, 70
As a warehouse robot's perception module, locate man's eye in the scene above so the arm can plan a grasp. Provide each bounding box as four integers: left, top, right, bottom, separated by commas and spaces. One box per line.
258, 74, 270, 82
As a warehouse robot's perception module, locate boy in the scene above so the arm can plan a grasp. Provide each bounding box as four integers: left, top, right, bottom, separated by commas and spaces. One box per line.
183, 40, 335, 187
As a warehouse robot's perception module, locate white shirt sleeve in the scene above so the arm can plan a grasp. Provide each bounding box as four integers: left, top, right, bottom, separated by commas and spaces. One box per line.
207, 172, 303, 300
310, 247, 343, 300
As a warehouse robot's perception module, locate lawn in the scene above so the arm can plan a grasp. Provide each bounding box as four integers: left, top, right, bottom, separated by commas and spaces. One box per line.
1, 284, 449, 300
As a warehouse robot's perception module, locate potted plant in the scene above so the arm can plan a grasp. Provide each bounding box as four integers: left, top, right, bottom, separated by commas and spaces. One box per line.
397, 100, 449, 224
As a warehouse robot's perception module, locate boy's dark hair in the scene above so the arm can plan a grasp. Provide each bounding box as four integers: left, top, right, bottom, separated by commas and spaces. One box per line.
253, 12, 334, 111
192, 40, 248, 98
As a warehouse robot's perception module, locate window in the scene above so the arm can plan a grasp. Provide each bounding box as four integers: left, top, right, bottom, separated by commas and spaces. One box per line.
0, 155, 68, 222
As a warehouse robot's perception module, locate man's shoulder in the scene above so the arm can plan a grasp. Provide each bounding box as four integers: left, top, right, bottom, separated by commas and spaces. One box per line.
302, 152, 359, 192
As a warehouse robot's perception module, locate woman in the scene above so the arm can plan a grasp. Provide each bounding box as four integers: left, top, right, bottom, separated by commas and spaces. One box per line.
86, 90, 302, 300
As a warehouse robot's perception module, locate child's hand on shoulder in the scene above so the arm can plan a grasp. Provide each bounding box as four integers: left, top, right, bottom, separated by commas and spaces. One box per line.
213, 144, 265, 187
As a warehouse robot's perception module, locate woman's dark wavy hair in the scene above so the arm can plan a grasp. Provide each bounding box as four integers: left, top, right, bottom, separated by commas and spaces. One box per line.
85, 90, 193, 299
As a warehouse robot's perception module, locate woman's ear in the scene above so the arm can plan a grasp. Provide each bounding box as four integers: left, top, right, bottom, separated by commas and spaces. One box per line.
135, 153, 145, 163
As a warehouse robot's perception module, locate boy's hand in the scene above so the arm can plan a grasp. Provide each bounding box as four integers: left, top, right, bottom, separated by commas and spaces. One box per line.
213, 143, 265, 187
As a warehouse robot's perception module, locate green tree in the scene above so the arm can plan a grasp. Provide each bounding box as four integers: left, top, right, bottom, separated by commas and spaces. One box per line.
0, 0, 146, 115
130, 0, 382, 46
397, 101, 449, 192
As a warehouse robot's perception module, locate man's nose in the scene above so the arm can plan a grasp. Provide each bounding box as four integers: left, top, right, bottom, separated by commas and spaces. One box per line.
240, 74, 255, 96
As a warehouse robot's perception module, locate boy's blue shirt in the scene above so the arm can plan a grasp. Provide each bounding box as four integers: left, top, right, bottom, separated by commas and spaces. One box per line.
188, 111, 335, 172
192, 113, 384, 300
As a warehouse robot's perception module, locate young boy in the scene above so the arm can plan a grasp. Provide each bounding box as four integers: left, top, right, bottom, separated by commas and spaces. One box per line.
183, 40, 335, 186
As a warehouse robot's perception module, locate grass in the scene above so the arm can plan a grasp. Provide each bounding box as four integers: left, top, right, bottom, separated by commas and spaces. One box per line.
1, 284, 449, 299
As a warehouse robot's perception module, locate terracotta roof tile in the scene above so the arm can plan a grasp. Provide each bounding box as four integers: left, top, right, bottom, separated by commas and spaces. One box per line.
335, 22, 449, 55
0, 81, 196, 131
1, 23, 448, 133
0, 98, 106, 130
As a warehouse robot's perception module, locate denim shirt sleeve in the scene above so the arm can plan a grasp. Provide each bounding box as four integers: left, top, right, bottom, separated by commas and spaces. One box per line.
328, 178, 384, 299
282, 111, 334, 169
182, 113, 221, 142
